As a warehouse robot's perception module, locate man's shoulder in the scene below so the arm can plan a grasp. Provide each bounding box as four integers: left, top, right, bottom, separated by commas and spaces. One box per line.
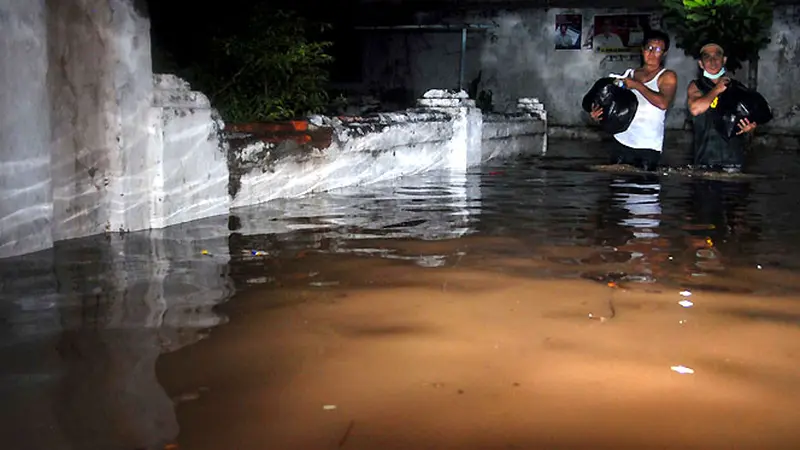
661, 68, 678, 79
686, 79, 704, 94
656, 68, 678, 86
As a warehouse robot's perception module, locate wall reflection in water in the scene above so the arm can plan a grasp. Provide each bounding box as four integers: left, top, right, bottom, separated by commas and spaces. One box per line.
0, 219, 234, 450
227, 169, 483, 266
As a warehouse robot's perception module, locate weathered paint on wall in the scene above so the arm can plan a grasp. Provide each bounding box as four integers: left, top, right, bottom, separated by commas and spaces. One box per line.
0, 0, 231, 259
359, 6, 800, 134
758, 5, 800, 134
227, 90, 547, 210
0, 0, 53, 258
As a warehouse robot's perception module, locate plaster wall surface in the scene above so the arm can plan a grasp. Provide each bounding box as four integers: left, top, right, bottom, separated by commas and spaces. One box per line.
758, 5, 800, 134
230, 109, 464, 210
46, 0, 156, 241
0, 0, 53, 258
228, 91, 546, 211
152, 75, 230, 228
483, 114, 547, 160
0, 0, 230, 259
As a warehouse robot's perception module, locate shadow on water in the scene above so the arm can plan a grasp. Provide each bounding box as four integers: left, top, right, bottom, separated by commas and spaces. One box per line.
3, 140, 800, 449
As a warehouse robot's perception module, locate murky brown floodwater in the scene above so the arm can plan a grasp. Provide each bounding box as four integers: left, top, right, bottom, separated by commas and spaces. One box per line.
3, 140, 800, 450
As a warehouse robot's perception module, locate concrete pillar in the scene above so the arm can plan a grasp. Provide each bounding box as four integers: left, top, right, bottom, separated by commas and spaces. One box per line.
517, 97, 548, 155
152, 74, 230, 229
417, 89, 484, 169
0, 0, 54, 258
46, 0, 156, 240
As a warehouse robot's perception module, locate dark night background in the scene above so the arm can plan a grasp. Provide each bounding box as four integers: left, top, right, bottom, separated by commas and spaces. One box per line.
145, 0, 471, 85
147, 0, 351, 82
144, 0, 544, 86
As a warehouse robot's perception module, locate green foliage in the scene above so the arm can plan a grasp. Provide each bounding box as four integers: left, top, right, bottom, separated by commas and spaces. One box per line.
187, 8, 334, 123
662, 0, 774, 72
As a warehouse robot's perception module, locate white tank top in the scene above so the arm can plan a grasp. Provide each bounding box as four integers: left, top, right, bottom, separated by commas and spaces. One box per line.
614, 67, 668, 152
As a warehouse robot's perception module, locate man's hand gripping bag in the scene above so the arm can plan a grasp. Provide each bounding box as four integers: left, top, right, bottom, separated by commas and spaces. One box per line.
582, 77, 639, 135
700, 78, 773, 141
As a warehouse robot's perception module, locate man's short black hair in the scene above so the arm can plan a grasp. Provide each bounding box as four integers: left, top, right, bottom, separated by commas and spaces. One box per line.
643, 29, 670, 52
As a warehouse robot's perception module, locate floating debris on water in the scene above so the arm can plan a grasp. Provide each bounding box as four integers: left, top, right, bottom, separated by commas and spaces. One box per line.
678, 300, 694, 308
670, 365, 695, 375
173, 391, 201, 403
415, 255, 447, 268
246, 276, 273, 285
696, 248, 717, 258
310, 281, 340, 287
588, 164, 764, 181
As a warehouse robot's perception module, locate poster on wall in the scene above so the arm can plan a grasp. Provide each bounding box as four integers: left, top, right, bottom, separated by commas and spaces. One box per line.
592, 14, 651, 53
554, 14, 582, 50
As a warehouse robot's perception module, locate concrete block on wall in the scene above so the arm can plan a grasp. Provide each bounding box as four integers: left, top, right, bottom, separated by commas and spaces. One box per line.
151, 74, 230, 228
417, 89, 484, 169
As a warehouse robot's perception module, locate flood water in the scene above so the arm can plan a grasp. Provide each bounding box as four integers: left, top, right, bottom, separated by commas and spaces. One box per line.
3, 140, 800, 449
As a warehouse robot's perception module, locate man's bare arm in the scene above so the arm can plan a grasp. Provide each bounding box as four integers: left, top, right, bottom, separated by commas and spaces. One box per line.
627, 70, 677, 110
687, 80, 724, 116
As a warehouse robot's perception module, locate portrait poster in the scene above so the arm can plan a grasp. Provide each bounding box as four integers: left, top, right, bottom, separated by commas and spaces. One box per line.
554, 14, 582, 50
592, 14, 651, 53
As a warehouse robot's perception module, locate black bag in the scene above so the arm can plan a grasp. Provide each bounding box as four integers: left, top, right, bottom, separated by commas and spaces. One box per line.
582, 77, 638, 134
698, 78, 773, 141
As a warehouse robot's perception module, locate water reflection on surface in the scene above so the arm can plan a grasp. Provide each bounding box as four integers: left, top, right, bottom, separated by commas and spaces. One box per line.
0, 226, 234, 450
3, 140, 800, 449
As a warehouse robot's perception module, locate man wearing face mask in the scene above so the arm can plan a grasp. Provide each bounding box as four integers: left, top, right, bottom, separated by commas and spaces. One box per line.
590, 30, 678, 171
687, 43, 757, 172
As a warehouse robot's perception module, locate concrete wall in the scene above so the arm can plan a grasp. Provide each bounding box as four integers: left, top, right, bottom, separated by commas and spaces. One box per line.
0, 0, 53, 258
759, 5, 800, 134
227, 90, 547, 210
483, 98, 548, 159
46, 0, 155, 241
0, 0, 230, 259
358, 5, 800, 135
151, 75, 229, 228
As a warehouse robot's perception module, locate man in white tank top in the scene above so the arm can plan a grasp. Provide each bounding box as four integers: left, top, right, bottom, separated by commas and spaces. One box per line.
590, 30, 678, 171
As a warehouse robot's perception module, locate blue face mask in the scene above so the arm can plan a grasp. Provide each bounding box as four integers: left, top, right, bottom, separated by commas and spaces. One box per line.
704, 67, 726, 79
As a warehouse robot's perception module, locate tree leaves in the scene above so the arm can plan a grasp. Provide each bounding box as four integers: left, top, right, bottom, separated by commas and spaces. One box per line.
184, 6, 334, 122
662, 0, 774, 73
